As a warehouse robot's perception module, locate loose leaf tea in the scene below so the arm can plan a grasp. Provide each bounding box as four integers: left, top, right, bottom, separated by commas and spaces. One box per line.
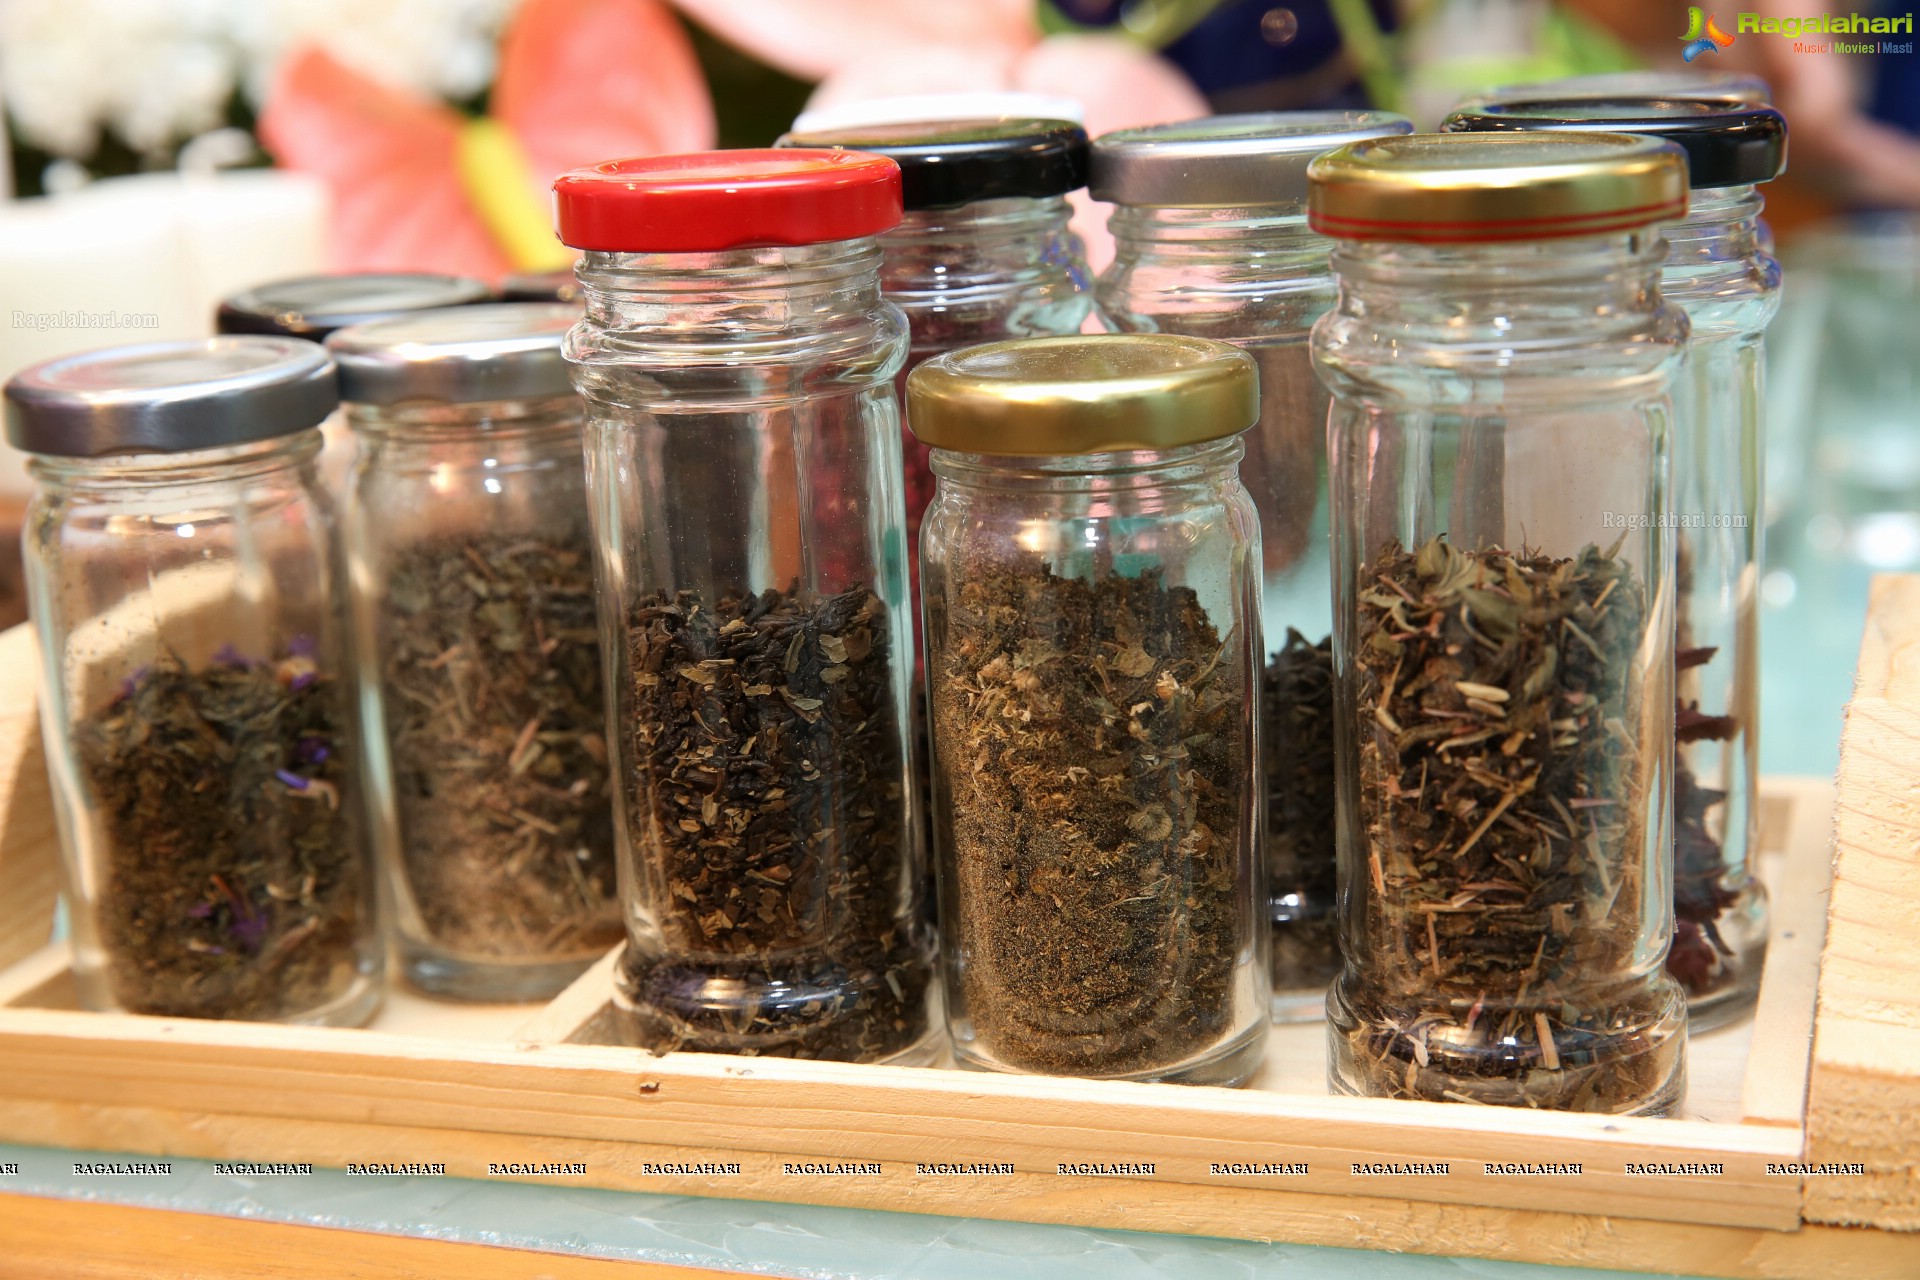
1668, 647, 1740, 994
380, 534, 618, 962
1340, 536, 1676, 1111
617, 584, 929, 1061
931, 556, 1248, 1077
75, 647, 366, 1020
1263, 629, 1339, 992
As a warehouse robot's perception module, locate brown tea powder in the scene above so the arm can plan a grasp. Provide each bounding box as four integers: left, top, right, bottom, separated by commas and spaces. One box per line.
617, 584, 929, 1061
931, 557, 1247, 1077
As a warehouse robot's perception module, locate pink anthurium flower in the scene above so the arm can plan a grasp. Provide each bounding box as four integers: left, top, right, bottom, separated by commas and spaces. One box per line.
261, 0, 715, 278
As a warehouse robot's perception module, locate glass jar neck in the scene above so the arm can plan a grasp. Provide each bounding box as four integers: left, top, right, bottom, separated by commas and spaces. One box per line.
345, 394, 582, 443
880, 196, 1077, 301
577, 237, 884, 333
29, 431, 322, 493
930, 437, 1246, 495
1108, 202, 1328, 270
1327, 230, 1674, 351
1658, 184, 1782, 335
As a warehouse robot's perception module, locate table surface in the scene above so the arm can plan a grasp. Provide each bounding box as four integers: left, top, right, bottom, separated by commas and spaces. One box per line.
0, 540, 1881, 1280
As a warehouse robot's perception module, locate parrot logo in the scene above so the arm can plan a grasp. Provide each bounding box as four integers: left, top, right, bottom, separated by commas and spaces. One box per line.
1682, 7, 1736, 60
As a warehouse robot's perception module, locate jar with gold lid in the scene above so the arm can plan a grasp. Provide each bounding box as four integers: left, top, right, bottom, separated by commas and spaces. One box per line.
911, 333, 1269, 1085
1310, 133, 1692, 1113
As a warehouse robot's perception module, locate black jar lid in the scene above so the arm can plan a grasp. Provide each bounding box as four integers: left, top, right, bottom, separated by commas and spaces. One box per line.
775, 118, 1089, 211
5, 337, 337, 458
326, 303, 578, 406
1443, 99, 1787, 188
497, 270, 581, 304
216, 272, 493, 341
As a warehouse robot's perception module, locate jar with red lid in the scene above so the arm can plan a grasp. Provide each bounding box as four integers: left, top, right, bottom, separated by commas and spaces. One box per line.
556, 151, 934, 1063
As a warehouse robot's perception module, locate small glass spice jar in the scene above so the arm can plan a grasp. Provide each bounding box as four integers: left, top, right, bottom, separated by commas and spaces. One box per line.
555, 151, 935, 1063
1309, 133, 1692, 1114
1092, 112, 1412, 1023
6, 338, 381, 1024
910, 334, 1270, 1085
332, 303, 616, 1002
1445, 102, 1787, 1029
776, 117, 1092, 571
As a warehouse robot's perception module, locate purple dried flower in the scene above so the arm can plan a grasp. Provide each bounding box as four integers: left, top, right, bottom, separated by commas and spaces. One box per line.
275, 769, 310, 791
289, 671, 317, 692
212, 643, 250, 667
229, 907, 270, 953
187, 900, 214, 919
287, 634, 318, 658
295, 736, 331, 765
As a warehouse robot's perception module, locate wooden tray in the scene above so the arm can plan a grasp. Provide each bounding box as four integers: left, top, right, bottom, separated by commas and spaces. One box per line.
1, 577, 1917, 1280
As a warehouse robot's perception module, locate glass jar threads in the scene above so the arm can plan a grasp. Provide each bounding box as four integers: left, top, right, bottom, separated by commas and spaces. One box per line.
1309, 133, 1692, 1114
556, 151, 934, 1063
1445, 101, 1788, 1029
332, 303, 616, 1002
1092, 112, 1412, 1022
775, 118, 1092, 569
910, 334, 1269, 1085
6, 338, 380, 1024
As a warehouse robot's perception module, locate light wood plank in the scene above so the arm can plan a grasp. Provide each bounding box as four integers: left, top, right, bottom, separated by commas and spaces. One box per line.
1807, 573, 1920, 1231
1740, 777, 1834, 1128
0, 624, 59, 973
0, 1193, 737, 1279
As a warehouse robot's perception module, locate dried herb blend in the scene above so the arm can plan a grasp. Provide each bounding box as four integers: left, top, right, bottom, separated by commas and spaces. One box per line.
931, 556, 1248, 1077
1340, 536, 1676, 1110
617, 583, 929, 1061
1262, 628, 1339, 991
379, 533, 618, 962
75, 647, 366, 1020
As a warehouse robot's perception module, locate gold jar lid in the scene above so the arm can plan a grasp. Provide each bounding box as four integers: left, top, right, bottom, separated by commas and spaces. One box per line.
1307, 131, 1688, 243
906, 334, 1257, 455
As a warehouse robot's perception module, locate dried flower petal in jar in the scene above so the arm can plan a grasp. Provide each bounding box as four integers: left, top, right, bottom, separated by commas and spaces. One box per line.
1310, 132, 1693, 1114
1445, 99, 1789, 1028
911, 334, 1270, 1085
6, 338, 381, 1024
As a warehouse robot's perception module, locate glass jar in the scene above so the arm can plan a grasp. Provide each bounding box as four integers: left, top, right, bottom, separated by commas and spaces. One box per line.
555, 151, 934, 1063
6, 338, 381, 1024
777, 118, 1092, 577
333, 303, 616, 1002
1309, 133, 1692, 1114
216, 272, 497, 494
1092, 112, 1412, 1023
910, 334, 1269, 1085
1444, 102, 1787, 1030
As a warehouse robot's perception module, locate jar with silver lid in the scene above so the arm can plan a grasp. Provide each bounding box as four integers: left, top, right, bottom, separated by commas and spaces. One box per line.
6, 338, 381, 1025
333, 303, 616, 1002
1092, 112, 1412, 1022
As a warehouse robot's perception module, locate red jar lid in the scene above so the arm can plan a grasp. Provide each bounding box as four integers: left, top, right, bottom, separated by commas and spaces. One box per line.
553, 149, 903, 253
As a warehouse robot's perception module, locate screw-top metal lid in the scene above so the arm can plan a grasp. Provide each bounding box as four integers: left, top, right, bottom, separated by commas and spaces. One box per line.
905, 334, 1257, 456
216, 272, 493, 341
326, 303, 579, 406
792, 91, 1087, 134
1089, 111, 1414, 207
1458, 69, 1772, 111
776, 118, 1088, 211
1307, 132, 1689, 243
1443, 100, 1787, 188
5, 337, 337, 458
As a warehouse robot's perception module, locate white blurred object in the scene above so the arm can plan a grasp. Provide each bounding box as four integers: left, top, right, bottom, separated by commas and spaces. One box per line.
792, 91, 1086, 133
65, 170, 330, 327
0, 169, 328, 498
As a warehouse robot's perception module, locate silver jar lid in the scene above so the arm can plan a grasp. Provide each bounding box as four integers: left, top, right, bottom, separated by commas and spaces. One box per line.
1090, 110, 1413, 207
4, 337, 337, 458
217, 272, 493, 340
326, 303, 579, 406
